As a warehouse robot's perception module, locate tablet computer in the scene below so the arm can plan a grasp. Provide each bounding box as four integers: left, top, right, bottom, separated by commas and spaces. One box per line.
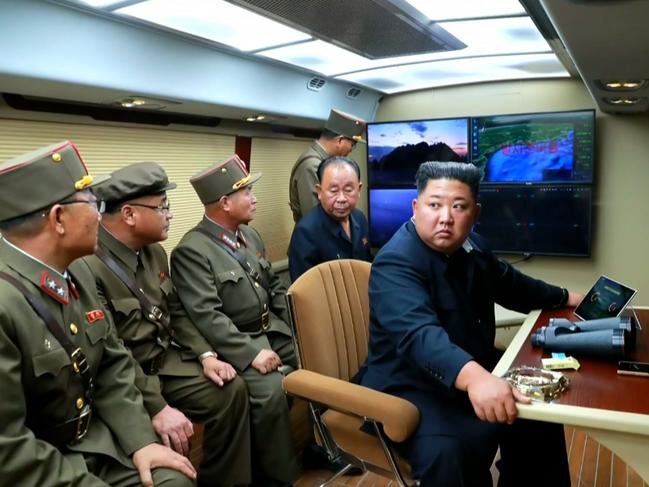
574, 275, 637, 321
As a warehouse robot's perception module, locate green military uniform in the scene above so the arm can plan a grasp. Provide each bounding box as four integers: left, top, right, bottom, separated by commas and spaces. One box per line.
84, 227, 251, 486
171, 156, 298, 485
289, 109, 366, 222
289, 142, 329, 223
0, 142, 191, 486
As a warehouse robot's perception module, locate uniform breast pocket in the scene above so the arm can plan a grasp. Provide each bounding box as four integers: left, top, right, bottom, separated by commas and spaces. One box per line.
32, 347, 71, 377
111, 297, 141, 322
217, 268, 246, 285
160, 277, 174, 297
85, 319, 110, 344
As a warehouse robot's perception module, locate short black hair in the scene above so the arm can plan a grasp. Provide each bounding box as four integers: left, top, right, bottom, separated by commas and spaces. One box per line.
415, 161, 481, 199
317, 156, 361, 181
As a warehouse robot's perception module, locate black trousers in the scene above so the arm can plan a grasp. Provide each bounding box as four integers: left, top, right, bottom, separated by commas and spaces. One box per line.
398, 418, 570, 487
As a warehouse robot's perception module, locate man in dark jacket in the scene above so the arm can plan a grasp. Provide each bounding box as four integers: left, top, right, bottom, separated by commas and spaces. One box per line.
288, 156, 371, 281
361, 161, 583, 487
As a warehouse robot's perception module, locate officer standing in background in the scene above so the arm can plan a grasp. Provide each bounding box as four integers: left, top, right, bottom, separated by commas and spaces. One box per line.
82, 162, 252, 487
171, 155, 297, 487
0, 142, 195, 486
289, 156, 372, 281
289, 108, 366, 222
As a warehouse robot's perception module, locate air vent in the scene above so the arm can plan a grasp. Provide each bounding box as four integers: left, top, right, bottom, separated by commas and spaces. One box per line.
226, 0, 465, 59
346, 87, 362, 99
307, 77, 326, 92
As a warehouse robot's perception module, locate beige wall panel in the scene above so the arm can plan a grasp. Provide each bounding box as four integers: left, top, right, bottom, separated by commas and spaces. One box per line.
376, 79, 649, 301
0, 118, 235, 255
249, 137, 312, 261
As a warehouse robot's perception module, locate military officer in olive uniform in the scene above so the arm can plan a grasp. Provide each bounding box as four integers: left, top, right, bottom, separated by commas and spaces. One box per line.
289, 108, 366, 222
82, 162, 252, 487
171, 155, 297, 487
0, 141, 195, 486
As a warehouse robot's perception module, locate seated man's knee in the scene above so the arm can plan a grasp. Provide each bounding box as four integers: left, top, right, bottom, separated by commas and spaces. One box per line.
151, 467, 195, 487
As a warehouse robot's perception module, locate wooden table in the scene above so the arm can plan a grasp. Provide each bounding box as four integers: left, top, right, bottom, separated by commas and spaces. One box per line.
493, 307, 649, 481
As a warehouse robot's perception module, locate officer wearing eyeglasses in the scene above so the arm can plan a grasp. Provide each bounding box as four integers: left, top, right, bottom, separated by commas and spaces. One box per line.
82, 162, 252, 487
0, 143, 195, 486
289, 108, 366, 223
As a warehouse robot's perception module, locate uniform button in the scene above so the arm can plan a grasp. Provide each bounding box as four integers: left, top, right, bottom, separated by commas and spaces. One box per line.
76, 397, 84, 410
263, 304, 268, 310
254, 282, 260, 288
70, 323, 78, 334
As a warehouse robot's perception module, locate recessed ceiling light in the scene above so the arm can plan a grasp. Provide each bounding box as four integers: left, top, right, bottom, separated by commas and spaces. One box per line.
336, 53, 568, 94
116, 0, 311, 52
113, 96, 167, 110
600, 80, 646, 91
258, 17, 550, 77
78, 0, 127, 7
245, 114, 267, 122
604, 97, 644, 105
404, 0, 525, 21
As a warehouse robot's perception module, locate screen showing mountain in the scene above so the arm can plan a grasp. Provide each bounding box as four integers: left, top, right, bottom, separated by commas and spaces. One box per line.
367, 118, 469, 186
471, 110, 594, 184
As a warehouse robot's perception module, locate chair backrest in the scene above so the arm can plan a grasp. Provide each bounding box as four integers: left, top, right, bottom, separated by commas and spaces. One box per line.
288, 259, 371, 382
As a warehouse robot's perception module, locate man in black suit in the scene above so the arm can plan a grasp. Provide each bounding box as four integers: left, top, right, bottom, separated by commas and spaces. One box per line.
288, 156, 371, 281
361, 161, 583, 487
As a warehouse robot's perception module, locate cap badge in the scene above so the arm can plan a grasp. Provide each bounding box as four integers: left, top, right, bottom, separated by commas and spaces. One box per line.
232, 174, 251, 190
51, 153, 62, 162
74, 175, 94, 190
40, 271, 70, 305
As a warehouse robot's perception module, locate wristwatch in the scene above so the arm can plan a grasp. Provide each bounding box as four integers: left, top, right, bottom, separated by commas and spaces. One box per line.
198, 351, 218, 362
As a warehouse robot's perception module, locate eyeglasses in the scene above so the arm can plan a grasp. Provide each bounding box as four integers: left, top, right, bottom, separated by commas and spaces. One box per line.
128, 202, 172, 214
59, 199, 106, 214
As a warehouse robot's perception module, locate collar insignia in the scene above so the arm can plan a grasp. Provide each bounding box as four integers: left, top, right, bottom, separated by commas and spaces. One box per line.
219, 232, 238, 251
40, 272, 69, 305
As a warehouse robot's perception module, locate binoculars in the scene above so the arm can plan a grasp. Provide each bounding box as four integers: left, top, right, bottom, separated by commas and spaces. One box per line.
531, 316, 634, 358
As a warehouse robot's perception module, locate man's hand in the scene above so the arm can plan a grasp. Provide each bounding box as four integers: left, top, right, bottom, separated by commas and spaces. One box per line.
133, 443, 196, 487
455, 361, 531, 424
202, 356, 237, 386
567, 290, 585, 307
151, 405, 194, 456
251, 348, 281, 374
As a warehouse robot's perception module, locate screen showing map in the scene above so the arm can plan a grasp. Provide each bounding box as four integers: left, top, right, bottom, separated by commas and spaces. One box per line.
471, 110, 594, 184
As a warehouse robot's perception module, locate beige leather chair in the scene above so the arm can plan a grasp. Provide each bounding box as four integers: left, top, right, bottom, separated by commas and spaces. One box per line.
283, 259, 420, 487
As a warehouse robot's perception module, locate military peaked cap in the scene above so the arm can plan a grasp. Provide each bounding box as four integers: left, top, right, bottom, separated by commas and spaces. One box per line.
190, 155, 261, 205
94, 162, 177, 204
0, 141, 108, 222
325, 109, 367, 143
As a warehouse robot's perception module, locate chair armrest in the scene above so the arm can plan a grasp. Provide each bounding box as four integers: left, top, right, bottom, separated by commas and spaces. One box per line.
282, 369, 419, 443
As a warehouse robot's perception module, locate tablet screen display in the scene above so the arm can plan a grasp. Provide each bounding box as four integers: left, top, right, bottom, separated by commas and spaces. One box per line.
574, 275, 637, 320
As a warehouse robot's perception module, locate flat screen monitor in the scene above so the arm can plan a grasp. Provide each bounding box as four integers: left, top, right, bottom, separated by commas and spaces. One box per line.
367, 117, 469, 187
474, 185, 592, 256
368, 188, 417, 248
471, 110, 595, 184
